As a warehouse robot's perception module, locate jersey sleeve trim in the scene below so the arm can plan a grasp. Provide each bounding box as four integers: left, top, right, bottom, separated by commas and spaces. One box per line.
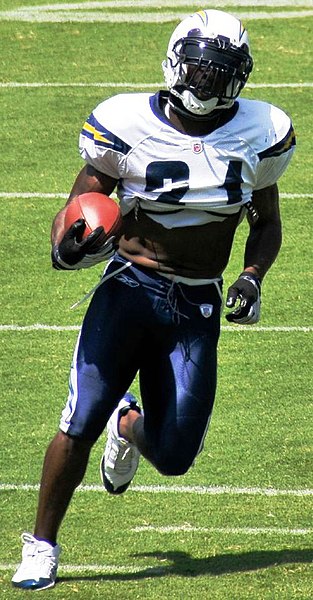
258, 125, 296, 161
81, 113, 132, 155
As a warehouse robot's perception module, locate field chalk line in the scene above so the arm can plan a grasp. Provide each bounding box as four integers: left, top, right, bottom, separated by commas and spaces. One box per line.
1, 483, 312, 496
0, 192, 312, 200
0, 324, 312, 332
3, 0, 313, 9
0, 82, 312, 89
132, 525, 313, 535
0, 562, 162, 574
0, 523, 312, 577
1, 0, 313, 23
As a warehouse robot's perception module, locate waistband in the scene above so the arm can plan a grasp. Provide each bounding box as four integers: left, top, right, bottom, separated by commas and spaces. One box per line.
113, 256, 224, 304
71, 254, 224, 310
157, 271, 222, 287
115, 253, 222, 287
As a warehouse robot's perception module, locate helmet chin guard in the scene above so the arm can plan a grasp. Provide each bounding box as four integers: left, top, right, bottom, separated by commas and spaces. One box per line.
163, 9, 253, 119
169, 87, 233, 117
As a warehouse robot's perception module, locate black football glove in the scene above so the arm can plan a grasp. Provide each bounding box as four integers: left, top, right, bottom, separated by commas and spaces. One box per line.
226, 272, 261, 325
51, 219, 116, 270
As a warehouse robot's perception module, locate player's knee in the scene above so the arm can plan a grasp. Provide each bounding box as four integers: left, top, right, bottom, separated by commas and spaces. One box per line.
153, 451, 194, 477
58, 430, 95, 454
158, 464, 190, 477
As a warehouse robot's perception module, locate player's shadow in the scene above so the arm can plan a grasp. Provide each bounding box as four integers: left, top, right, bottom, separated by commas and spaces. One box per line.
58, 548, 313, 584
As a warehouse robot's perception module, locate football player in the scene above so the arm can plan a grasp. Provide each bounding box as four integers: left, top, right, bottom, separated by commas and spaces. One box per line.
12, 9, 295, 590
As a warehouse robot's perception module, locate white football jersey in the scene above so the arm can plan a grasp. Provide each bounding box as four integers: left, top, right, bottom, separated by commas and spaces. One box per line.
79, 91, 295, 229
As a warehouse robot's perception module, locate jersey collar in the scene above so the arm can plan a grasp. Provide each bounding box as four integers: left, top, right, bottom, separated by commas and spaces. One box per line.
149, 90, 239, 134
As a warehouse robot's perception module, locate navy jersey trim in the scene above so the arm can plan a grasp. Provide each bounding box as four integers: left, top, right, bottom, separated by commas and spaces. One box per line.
149, 91, 239, 132
81, 113, 132, 155
258, 125, 296, 161
149, 91, 172, 126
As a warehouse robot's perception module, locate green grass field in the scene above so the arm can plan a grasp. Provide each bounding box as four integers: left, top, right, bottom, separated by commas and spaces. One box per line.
0, 1, 312, 598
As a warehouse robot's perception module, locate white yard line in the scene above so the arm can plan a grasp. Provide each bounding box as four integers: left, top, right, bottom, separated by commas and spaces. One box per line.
0, 192, 312, 200
0, 192, 69, 198
0, 324, 82, 332
1, 483, 312, 496
221, 326, 313, 332
0, 324, 312, 332
1, 5, 313, 23
131, 485, 313, 496
132, 525, 313, 535
0, 81, 312, 89
0, 562, 161, 573
6, 1, 313, 9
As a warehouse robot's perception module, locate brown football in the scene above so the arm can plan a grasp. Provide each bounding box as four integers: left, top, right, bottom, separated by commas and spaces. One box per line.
64, 192, 122, 243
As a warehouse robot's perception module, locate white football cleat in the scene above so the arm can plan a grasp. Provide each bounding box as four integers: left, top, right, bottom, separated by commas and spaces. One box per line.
12, 533, 60, 591
100, 393, 142, 494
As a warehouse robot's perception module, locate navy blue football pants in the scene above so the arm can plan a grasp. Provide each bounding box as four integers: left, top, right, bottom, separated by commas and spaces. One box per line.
60, 255, 222, 475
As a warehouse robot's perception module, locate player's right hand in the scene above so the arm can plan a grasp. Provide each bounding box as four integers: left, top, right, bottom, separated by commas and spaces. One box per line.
51, 219, 114, 270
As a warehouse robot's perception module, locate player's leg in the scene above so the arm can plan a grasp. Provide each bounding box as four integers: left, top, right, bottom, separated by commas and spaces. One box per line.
34, 432, 92, 543
138, 310, 219, 475
37, 262, 144, 526
104, 276, 222, 480
12, 258, 145, 589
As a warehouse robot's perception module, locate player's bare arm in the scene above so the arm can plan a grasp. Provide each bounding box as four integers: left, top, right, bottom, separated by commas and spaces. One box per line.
51, 165, 118, 246
50, 166, 119, 269
243, 183, 282, 281
225, 183, 282, 325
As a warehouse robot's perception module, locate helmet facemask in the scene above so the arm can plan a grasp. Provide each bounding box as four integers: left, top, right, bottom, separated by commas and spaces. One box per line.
164, 32, 253, 119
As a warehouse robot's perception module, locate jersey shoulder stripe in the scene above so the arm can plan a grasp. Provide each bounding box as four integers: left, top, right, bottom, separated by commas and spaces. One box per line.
258, 124, 296, 161
81, 113, 132, 155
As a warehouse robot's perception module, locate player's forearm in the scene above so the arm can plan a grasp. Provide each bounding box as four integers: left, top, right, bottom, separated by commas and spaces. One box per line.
51, 208, 67, 247
243, 219, 282, 281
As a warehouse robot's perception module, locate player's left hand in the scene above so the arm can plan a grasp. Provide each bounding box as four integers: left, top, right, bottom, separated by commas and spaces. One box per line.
225, 272, 261, 324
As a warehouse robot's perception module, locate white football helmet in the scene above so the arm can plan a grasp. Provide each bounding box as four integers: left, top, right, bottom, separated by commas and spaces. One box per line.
162, 9, 253, 119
